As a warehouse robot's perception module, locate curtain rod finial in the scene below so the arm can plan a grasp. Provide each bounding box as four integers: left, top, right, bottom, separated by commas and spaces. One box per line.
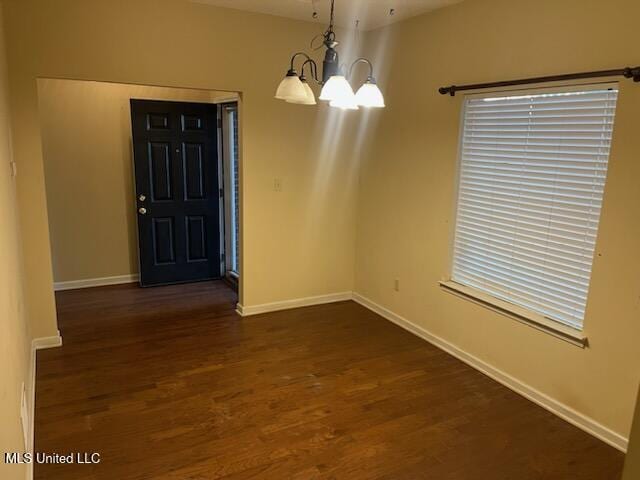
439, 86, 456, 96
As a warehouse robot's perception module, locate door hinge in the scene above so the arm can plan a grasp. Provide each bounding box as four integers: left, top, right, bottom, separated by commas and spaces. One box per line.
219, 188, 224, 198
217, 117, 222, 128
220, 253, 225, 263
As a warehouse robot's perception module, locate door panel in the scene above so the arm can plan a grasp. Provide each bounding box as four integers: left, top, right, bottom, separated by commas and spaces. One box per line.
147, 112, 171, 130
149, 142, 173, 201
152, 217, 176, 265
186, 215, 207, 262
183, 143, 206, 200
131, 100, 220, 286
181, 114, 204, 132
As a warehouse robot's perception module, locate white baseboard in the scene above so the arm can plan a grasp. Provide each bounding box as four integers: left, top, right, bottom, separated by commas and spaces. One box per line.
236, 291, 353, 316
26, 348, 35, 480
352, 292, 628, 453
54, 274, 139, 291
32, 332, 63, 350
27, 331, 62, 479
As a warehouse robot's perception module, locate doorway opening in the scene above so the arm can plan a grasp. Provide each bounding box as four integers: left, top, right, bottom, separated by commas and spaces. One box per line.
36, 79, 241, 294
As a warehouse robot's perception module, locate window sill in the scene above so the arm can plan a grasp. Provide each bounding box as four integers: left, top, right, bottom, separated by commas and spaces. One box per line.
439, 280, 588, 348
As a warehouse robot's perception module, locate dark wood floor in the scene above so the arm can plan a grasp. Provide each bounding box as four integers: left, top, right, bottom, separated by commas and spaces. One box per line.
35, 281, 624, 479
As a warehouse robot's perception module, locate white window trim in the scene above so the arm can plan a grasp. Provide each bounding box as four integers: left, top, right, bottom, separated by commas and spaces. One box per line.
441, 82, 619, 347
439, 280, 587, 347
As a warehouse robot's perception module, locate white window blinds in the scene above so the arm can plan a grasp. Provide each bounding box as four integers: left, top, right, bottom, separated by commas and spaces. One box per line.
452, 85, 618, 330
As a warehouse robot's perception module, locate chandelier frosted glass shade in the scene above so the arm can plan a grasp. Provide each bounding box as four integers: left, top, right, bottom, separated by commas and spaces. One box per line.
275, 72, 308, 103
355, 81, 385, 108
274, 1, 385, 111
329, 93, 359, 110
319, 75, 354, 102
276, 71, 383, 110
286, 79, 316, 105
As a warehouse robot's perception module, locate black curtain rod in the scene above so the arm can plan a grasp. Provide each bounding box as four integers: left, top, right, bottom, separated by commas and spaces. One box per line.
439, 66, 640, 96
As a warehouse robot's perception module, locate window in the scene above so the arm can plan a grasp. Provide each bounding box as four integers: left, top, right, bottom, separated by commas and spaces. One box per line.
449, 85, 618, 330
222, 103, 240, 276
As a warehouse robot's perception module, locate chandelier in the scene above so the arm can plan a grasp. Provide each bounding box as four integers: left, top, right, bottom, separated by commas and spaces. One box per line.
274, 0, 385, 110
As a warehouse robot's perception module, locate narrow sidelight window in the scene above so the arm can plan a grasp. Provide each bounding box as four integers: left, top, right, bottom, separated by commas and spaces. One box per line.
451, 85, 618, 330
222, 103, 240, 276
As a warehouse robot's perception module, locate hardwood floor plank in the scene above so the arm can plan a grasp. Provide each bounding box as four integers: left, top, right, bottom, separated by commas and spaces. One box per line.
34, 281, 623, 479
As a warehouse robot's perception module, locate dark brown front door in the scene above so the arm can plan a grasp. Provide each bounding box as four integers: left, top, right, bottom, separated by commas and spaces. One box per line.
130, 99, 221, 286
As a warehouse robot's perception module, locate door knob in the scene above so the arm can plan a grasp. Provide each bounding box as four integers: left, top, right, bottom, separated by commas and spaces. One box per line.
138, 194, 146, 202
138, 207, 147, 215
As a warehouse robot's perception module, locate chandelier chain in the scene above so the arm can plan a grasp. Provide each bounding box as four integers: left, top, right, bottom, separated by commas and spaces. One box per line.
324, 0, 336, 44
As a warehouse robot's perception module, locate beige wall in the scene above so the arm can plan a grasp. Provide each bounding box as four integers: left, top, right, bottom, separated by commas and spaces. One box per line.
38, 79, 236, 283
4, 0, 362, 338
0, 3, 31, 480
5, 0, 639, 458
623, 386, 640, 479
355, 0, 640, 441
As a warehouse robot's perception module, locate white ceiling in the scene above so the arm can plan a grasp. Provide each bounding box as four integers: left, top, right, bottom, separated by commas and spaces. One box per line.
190, 0, 462, 31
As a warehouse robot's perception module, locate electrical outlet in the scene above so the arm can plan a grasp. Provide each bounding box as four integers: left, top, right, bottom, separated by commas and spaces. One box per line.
394, 278, 400, 291
20, 382, 29, 449
274, 178, 282, 192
